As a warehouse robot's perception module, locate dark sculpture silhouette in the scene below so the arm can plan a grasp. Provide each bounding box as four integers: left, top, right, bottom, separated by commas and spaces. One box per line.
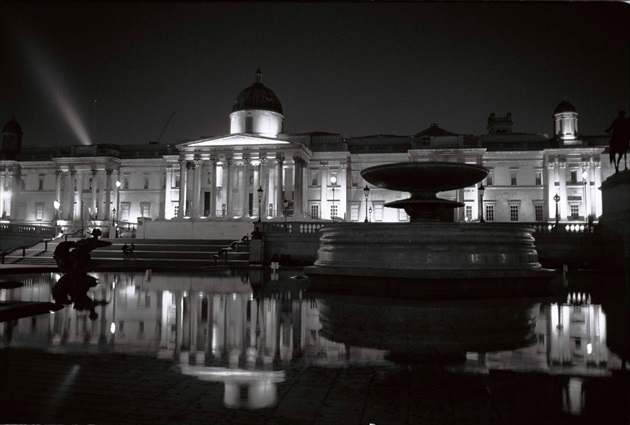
52, 229, 111, 320
606, 110, 630, 173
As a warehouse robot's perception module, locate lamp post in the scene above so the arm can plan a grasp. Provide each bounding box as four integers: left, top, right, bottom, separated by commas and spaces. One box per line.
53, 200, 60, 221
554, 193, 560, 228
112, 208, 117, 238
478, 183, 485, 223
330, 175, 337, 219
257, 186, 263, 222
363, 185, 370, 223
282, 198, 289, 224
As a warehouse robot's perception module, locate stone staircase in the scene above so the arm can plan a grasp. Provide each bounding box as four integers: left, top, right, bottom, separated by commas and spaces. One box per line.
3, 236, 251, 270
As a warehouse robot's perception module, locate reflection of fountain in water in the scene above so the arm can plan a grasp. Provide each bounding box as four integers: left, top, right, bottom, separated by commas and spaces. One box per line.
305, 162, 557, 297
315, 293, 540, 368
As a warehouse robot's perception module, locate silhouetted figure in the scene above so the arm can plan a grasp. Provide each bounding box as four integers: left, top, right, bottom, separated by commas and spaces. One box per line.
606, 110, 630, 173
122, 243, 129, 256
52, 228, 110, 320
129, 243, 135, 254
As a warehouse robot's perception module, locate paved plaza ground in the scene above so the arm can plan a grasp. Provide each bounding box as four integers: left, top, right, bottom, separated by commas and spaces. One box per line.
1, 347, 627, 425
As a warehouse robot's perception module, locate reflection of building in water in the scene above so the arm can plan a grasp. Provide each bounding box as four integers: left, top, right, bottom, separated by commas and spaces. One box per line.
1, 275, 625, 376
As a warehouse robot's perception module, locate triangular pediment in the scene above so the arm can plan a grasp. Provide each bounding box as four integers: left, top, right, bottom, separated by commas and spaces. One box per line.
180, 133, 290, 148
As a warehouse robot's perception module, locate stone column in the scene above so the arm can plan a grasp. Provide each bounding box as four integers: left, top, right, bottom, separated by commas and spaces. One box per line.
0, 172, 5, 218
54, 169, 62, 220
293, 157, 304, 217
75, 170, 85, 223
260, 157, 269, 218
104, 169, 113, 222
242, 158, 250, 217
593, 161, 602, 217
178, 160, 187, 218
193, 158, 202, 219
558, 162, 567, 221
65, 169, 74, 220
210, 158, 218, 218
204, 293, 215, 365
165, 165, 173, 219
186, 161, 194, 217
90, 168, 98, 219
320, 162, 328, 219
546, 160, 556, 222
225, 158, 233, 216
9, 169, 19, 219
276, 156, 284, 218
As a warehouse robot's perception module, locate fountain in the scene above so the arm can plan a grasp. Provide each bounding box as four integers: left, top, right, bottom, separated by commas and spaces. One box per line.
304, 162, 557, 298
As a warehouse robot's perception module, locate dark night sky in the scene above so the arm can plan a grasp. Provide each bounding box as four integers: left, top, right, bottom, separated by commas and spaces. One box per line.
1, 2, 629, 147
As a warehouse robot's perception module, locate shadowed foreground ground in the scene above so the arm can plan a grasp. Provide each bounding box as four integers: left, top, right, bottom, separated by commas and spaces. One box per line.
0, 348, 627, 425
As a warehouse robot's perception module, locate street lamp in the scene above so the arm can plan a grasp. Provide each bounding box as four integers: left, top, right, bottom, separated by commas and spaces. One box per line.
53, 200, 60, 221
257, 186, 263, 222
330, 175, 337, 219
112, 208, 117, 238
363, 185, 370, 223
478, 183, 485, 223
554, 193, 560, 227
283, 198, 289, 224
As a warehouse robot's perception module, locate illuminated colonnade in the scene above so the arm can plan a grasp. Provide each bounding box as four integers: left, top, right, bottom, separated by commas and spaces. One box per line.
171, 149, 309, 220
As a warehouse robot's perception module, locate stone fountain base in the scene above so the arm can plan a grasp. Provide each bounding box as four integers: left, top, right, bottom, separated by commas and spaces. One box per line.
304, 222, 558, 298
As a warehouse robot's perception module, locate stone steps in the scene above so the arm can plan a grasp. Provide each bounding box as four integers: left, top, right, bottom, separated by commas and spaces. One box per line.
4, 237, 250, 269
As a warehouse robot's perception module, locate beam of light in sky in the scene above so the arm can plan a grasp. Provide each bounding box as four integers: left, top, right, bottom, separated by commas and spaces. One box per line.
22, 39, 92, 145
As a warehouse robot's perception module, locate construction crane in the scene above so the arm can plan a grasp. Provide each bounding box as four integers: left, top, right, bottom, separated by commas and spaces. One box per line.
155, 112, 175, 143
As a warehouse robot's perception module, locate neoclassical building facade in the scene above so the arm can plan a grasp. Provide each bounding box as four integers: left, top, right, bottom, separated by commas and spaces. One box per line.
0, 70, 617, 238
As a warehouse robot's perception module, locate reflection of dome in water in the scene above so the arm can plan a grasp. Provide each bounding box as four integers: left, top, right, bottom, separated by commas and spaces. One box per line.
316, 294, 539, 365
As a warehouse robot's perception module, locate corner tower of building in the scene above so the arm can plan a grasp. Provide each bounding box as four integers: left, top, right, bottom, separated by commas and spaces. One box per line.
230, 69, 284, 136
553, 100, 579, 145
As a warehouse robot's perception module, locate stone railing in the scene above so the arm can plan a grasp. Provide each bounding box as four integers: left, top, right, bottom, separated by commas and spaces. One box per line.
259, 222, 330, 235
0, 223, 57, 237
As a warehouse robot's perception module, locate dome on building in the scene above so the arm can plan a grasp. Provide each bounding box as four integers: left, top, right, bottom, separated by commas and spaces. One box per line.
232, 69, 283, 115
554, 100, 576, 114
2, 118, 23, 135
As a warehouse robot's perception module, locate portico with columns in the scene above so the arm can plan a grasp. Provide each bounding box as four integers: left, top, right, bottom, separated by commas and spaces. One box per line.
171, 141, 312, 221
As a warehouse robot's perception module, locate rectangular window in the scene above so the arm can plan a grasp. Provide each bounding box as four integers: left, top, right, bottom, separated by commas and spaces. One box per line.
510, 170, 518, 186
535, 171, 542, 186
510, 205, 519, 222
310, 204, 319, 219
350, 204, 359, 221
570, 204, 579, 218
374, 203, 384, 221
569, 170, 578, 184
123, 174, 130, 190
143, 174, 149, 190
398, 208, 408, 222
140, 203, 150, 218
311, 170, 319, 187
245, 115, 253, 132
174, 172, 180, 188
535, 205, 544, 222
38, 174, 45, 191
485, 204, 495, 222
465, 205, 472, 221
35, 203, 44, 221
486, 170, 493, 186
121, 202, 131, 221
173, 204, 179, 217
351, 171, 359, 187
330, 204, 338, 218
